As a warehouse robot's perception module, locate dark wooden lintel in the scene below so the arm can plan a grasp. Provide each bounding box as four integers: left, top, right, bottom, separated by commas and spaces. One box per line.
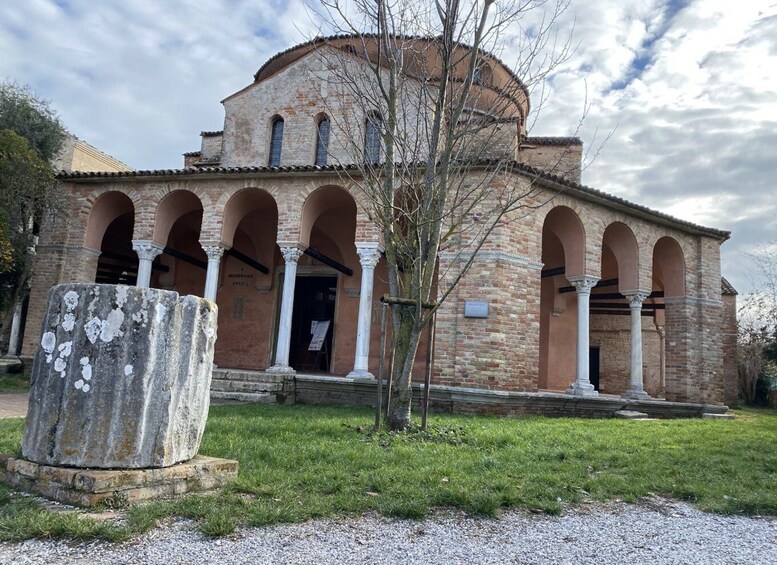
541, 266, 565, 278
589, 302, 665, 310
591, 309, 655, 317
164, 246, 207, 270
588, 290, 665, 301
99, 250, 169, 273
304, 246, 353, 276
559, 277, 619, 294
226, 248, 269, 274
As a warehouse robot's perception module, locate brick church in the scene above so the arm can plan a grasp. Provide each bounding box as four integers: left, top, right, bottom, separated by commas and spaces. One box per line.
21, 36, 737, 410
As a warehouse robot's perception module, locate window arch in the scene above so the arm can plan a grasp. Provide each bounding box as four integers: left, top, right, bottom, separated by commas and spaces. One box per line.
269, 116, 284, 166
364, 112, 382, 164
315, 116, 330, 166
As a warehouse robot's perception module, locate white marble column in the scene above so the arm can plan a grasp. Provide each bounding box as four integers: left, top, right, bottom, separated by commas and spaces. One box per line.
622, 291, 652, 399
268, 245, 304, 374
202, 244, 226, 302
566, 275, 599, 396
348, 243, 383, 379
5, 301, 23, 356
132, 240, 164, 288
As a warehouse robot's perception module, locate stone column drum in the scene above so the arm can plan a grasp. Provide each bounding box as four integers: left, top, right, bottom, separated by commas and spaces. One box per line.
22, 283, 218, 469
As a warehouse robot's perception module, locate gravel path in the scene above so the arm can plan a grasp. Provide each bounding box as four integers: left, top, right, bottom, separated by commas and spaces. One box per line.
2, 499, 775, 564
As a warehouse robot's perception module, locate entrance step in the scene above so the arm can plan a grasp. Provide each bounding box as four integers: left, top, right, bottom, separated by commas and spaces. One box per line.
702, 412, 735, 420
212, 369, 288, 383
210, 379, 283, 393
0, 358, 23, 375
614, 410, 651, 420
210, 391, 276, 404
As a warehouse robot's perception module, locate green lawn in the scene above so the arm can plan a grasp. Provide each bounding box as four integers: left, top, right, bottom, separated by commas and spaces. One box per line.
1, 403, 776, 541
0, 373, 29, 393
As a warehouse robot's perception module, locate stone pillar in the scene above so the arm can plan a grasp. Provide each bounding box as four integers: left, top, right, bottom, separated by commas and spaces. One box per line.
656, 324, 666, 398
268, 245, 304, 374
348, 243, 383, 379
622, 290, 651, 400
132, 240, 164, 289
6, 301, 23, 356
566, 275, 599, 396
202, 244, 226, 302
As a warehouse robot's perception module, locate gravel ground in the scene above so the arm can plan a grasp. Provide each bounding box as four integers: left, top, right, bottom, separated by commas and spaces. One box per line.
2, 498, 776, 564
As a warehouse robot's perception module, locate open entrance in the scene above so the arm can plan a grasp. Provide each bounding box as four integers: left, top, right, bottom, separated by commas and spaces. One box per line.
289, 276, 337, 373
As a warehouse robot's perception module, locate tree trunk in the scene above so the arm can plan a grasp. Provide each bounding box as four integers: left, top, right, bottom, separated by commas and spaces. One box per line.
387, 309, 422, 430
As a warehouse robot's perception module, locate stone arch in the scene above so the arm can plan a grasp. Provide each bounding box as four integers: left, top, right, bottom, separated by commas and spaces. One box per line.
221, 187, 278, 248
542, 205, 586, 278
85, 191, 135, 250
153, 190, 204, 245
653, 236, 686, 297
300, 185, 357, 247
602, 221, 640, 291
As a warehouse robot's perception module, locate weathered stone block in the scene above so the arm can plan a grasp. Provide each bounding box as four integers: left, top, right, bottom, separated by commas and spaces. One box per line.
22, 284, 217, 469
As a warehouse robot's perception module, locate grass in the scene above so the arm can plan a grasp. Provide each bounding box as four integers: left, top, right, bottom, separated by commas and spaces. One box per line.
1, 403, 776, 541
0, 372, 29, 393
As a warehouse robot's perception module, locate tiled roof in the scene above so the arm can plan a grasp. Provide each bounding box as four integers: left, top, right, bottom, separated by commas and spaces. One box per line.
182, 151, 202, 157
56, 160, 730, 240
200, 131, 223, 137
721, 277, 738, 295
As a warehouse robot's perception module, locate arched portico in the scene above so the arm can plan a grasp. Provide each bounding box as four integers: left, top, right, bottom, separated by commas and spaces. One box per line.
539, 206, 598, 395
87, 191, 136, 285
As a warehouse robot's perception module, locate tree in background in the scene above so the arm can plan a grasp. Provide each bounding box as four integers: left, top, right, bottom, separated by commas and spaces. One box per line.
0, 82, 66, 352
738, 240, 777, 404
314, 0, 575, 429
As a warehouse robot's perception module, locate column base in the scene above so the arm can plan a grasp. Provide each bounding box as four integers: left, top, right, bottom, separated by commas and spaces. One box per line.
622, 388, 652, 400
346, 369, 375, 380
566, 382, 599, 397
266, 364, 296, 375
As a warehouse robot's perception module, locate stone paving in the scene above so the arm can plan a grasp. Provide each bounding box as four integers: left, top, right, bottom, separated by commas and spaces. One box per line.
0, 393, 28, 419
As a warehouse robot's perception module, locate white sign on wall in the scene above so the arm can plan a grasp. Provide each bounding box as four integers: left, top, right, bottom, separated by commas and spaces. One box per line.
464, 301, 489, 318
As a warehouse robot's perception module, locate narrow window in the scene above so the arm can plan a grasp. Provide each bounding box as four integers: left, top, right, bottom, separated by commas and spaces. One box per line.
269, 116, 284, 166
364, 112, 382, 164
315, 117, 330, 166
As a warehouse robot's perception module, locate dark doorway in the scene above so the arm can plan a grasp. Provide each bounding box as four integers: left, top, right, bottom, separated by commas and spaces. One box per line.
589, 346, 600, 391
289, 276, 337, 372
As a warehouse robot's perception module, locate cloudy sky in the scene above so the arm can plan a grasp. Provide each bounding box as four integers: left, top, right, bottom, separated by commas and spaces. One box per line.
1, 0, 775, 294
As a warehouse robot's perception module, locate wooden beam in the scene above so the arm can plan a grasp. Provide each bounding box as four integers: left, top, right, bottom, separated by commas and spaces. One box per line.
304, 246, 353, 276
588, 290, 665, 300
164, 246, 207, 269
589, 302, 665, 310
225, 248, 269, 274
541, 266, 565, 278
99, 250, 169, 272
591, 309, 655, 317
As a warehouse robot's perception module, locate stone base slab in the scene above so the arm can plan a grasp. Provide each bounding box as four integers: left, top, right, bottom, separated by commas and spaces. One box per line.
1, 454, 238, 507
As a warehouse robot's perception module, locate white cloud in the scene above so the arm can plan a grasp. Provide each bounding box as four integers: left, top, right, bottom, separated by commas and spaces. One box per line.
1, 0, 774, 294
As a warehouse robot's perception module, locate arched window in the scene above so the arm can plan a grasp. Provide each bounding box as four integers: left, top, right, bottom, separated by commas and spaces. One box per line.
315, 116, 330, 166
269, 116, 284, 166
364, 112, 382, 164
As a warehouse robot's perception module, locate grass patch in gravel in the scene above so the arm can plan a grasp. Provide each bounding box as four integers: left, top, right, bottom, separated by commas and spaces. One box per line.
1, 403, 776, 541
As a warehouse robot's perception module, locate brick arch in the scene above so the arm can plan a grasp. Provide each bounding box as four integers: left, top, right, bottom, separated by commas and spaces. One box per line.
299, 185, 357, 247
220, 187, 278, 248
602, 221, 640, 291
542, 205, 586, 278
83, 190, 136, 250
153, 189, 205, 245
653, 236, 686, 297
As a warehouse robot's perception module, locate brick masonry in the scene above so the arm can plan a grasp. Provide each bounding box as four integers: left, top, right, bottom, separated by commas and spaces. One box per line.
21, 38, 734, 407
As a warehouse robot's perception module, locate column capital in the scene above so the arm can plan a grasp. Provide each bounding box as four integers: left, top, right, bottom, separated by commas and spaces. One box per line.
132, 240, 164, 261
280, 245, 304, 264
355, 242, 383, 268
621, 290, 651, 308
567, 275, 599, 294
201, 242, 227, 261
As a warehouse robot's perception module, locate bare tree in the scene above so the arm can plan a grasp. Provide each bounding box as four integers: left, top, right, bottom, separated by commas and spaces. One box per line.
310, 0, 576, 430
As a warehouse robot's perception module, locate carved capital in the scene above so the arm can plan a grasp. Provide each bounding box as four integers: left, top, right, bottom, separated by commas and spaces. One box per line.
355, 243, 383, 269
280, 246, 304, 264
202, 244, 226, 262
567, 275, 599, 295
132, 240, 164, 261
622, 290, 651, 309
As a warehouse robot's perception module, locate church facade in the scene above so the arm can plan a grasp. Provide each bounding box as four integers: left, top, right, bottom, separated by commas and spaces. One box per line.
22, 36, 733, 407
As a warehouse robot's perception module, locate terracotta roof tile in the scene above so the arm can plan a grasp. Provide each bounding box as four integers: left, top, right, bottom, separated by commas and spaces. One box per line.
721, 277, 738, 295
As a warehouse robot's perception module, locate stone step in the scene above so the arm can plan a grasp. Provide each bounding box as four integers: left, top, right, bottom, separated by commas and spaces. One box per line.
0, 358, 23, 375
212, 370, 288, 384
614, 409, 651, 420
210, 379, 283, 393
702, 412, 735, 419
209, 391, 276, 404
